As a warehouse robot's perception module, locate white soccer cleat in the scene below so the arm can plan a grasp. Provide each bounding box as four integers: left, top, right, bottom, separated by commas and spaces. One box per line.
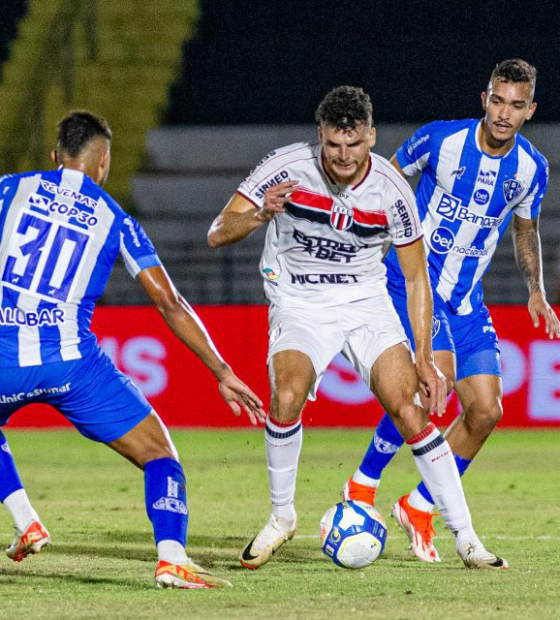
239, 513, 297, 569
457, 540, 509, 571
6, 520, 51, 562
155, 559, 232, 588
391, 494, 441, 563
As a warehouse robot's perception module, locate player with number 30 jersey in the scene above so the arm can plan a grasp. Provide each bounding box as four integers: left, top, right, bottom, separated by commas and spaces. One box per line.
0, 168, 160, 368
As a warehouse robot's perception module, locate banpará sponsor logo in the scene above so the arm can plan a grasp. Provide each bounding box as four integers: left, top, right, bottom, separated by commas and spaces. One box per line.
429, 227, 488, 257
290, 273, 359, 285
292, 229, 360, 263
255, 170, 289, 200
0, 382, 71, 404
435, 193, 503, 228
40, 180, 98, 210
0, 307, 65, 327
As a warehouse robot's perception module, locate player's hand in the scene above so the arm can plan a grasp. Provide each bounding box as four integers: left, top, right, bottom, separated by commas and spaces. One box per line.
256, 180, 299, 222
529, 291, 560, 339
415, 357, 446, 417
217, 367, 267, 425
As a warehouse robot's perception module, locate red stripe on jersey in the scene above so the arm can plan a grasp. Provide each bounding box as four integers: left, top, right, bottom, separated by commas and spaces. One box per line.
353, 207, 388, 227
290, 188, 333, 212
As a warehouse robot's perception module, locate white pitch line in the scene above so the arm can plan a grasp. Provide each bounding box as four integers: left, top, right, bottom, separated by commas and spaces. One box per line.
298, 534, 560, 541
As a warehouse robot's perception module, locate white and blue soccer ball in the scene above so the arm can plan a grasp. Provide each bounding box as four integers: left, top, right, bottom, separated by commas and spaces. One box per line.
320, 500, 387, 569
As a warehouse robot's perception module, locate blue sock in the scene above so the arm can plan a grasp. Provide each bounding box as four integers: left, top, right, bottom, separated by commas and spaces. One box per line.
359, 413, 405, 480
144, 458, 188, 547
0, 430, 24, 502
417, 453, 472, 504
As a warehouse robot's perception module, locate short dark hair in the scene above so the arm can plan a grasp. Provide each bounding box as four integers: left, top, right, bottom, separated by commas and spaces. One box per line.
315, 86, 373, 131
490, 58, 537, 92
57, 111, 112, 158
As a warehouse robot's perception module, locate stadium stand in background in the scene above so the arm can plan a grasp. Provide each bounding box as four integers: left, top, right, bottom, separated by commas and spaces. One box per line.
0, 0, 197, 208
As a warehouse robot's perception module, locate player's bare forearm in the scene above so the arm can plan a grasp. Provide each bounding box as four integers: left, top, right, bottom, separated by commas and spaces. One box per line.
207, 209, 266, 248
404, 274, 433, 361
512, 214, 545, 295
160, 297, 231, 379
395, 240, 433, 360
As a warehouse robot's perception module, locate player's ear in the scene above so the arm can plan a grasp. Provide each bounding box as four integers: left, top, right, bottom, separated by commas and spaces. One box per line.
318, 124, 323, 143
368, 127, 376, 149
526, 101, 537, 121
481, 91, 488, 111
51, 149, 58, 165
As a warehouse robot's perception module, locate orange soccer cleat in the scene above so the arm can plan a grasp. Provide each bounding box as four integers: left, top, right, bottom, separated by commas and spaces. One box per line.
391, 493, 441, 562
155, 559, 232, 589
6, 520, 51, 562
340, 477, 378, 506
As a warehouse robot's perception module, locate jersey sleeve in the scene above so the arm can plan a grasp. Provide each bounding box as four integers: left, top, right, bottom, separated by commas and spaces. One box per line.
119, 215, 162, 277
385, 176, 423, 246
237, 149, 293, 209
514, 157, 549, 220
395, 121, 440, 177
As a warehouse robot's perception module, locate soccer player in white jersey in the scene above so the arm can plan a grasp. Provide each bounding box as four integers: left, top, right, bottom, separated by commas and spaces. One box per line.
208, 86, 507, 570
342, 59, 560, 563
0, 111, 266, 588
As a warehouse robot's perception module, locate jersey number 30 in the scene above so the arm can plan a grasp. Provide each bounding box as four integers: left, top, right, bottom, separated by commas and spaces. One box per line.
1, 211, 90, 302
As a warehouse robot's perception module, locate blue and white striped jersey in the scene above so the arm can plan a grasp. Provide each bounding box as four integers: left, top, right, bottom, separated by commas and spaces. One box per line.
385, 119, 549, 315
0, 168, 161, 367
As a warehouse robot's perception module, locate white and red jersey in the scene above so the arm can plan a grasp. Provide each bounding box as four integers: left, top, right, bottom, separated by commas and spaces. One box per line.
237, 141, 422, 308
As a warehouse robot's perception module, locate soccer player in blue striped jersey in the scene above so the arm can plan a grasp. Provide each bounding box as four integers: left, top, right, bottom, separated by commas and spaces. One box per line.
343, 59, 560, 563
0, 111, 265, 588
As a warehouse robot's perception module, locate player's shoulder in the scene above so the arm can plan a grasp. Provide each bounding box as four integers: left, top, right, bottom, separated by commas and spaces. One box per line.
418, 118, 475, 142
370, 153, 414, 196
250, 141, 316, 172
516, 133, 549, 172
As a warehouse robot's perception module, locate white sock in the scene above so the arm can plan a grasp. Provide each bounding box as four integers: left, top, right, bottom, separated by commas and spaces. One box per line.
407, 423, 472, 533
157, 540, 189, 564
455, 526, 483, 553
3, 489, 39, 532
352, 469, 380, 488
265, 416, 302, 524
408, 488, 435, 513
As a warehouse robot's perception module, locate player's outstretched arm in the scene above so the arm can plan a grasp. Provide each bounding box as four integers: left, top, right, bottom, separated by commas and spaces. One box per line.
395, 239, 446, 416
208, 181, 298, 248
137, 266, 266, 424
513, 214, 560, 338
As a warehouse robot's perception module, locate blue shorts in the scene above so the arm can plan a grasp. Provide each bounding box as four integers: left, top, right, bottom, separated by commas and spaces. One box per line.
387, 281, 501, 382
0, 347, 152, 443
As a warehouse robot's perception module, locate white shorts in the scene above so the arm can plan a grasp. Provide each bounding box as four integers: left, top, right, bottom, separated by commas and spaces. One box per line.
267, 294, 409, 400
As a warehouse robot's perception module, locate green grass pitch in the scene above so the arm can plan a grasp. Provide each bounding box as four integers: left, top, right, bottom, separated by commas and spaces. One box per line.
0, 429, 558, 620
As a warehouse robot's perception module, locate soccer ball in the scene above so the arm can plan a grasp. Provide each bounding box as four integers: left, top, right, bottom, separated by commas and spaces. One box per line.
320, 500, 387, 569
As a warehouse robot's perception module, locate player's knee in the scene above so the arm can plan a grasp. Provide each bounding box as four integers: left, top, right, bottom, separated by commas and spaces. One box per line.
388, 401, 422, 437
273, 387, 305, 423
465, 400, 503, 436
